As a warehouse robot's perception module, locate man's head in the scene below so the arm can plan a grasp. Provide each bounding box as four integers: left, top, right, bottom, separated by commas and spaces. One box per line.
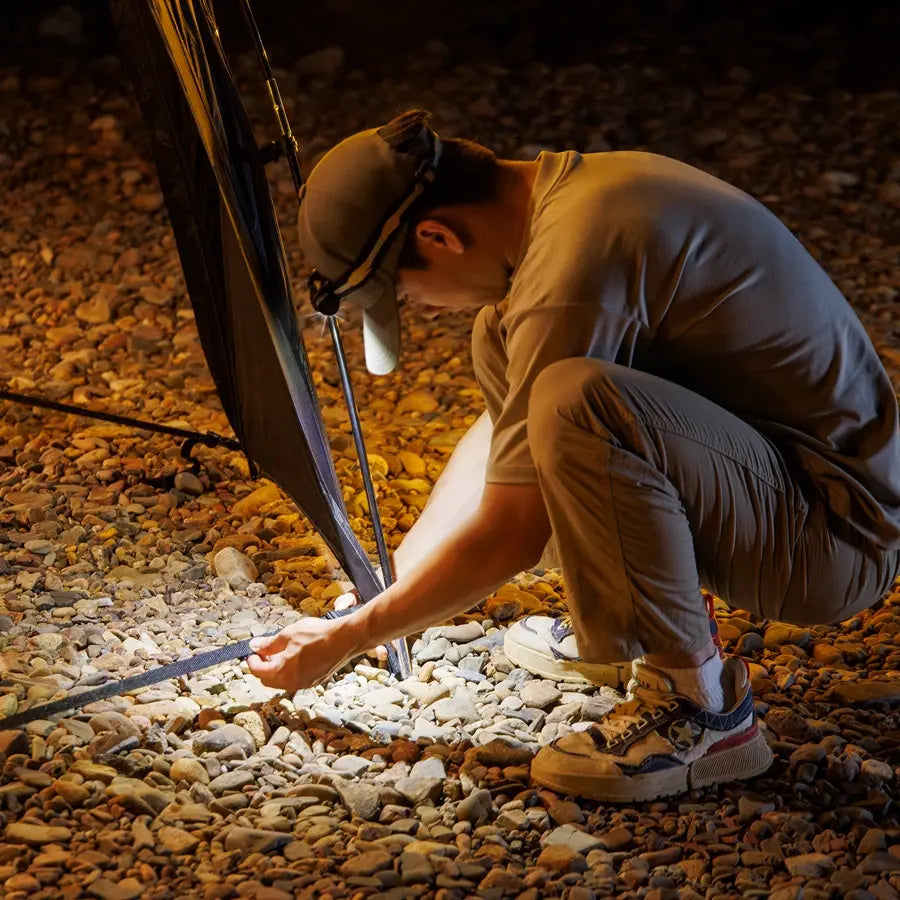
298, 109, 516, 375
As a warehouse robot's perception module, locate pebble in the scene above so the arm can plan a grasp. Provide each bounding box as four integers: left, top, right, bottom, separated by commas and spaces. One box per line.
456, 788, 493, 824
335, 779, 381, 821
87, 878, 144, 900
223, 828, 294, 854
537, 843, 588, 873
212, 547, 258, 590
430, 689, 479, 723
544, 825, 605, 854
5, 823, 72, 845
520, 680, 563, 709
332, 754, 371, 776
410, 756, 447, 780
208, 770, 256, 795
833, 682, 900, 706
158, 825, 200, 854
340, 849, 393, 876
192, 724, 256, 756
169, 757, 210, 785
436, 623, 484, 643
784, 853, 836, 877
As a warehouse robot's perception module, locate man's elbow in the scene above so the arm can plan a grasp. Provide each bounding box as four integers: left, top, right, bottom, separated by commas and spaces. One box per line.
486, 516, 552, 573
474, 482, 553, 572
520, 534, 551, 571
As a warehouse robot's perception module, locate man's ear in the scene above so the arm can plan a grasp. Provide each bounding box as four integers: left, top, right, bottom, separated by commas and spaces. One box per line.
414, 218, 465, 255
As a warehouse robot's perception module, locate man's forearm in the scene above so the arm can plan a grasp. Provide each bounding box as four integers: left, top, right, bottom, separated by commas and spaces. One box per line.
345, 483, 550, 655
348, 527, 533, 655
392, 410, 492, 577
247, 483, 551, 691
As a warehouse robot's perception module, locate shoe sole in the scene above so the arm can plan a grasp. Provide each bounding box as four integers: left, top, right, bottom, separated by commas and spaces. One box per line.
531, 729, 774, 803
504, 638, 629, 689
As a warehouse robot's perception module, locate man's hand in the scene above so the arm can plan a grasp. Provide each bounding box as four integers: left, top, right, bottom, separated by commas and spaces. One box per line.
334, 591, 388, 663
247, 615, 361, 691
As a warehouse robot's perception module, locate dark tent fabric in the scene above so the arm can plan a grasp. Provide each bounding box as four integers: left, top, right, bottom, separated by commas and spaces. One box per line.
110, 0, 384, 604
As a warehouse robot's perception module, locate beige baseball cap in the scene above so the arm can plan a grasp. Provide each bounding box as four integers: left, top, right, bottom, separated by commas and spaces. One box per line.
297, 111, 442, 375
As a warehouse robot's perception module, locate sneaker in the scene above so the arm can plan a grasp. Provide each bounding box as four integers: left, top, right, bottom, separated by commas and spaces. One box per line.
530, 656, 772, 802
503, 615, 630, 687
504, 594, 722, 689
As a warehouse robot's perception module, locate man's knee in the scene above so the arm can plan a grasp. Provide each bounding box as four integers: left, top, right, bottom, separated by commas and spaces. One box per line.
528, 358, 636, 466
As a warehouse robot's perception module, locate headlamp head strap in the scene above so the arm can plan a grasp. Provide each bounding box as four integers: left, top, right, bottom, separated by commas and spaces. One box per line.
308, 129, 443, 315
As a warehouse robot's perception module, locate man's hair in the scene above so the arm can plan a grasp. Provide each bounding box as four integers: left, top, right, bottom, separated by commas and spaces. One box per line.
381, 110, 499, 270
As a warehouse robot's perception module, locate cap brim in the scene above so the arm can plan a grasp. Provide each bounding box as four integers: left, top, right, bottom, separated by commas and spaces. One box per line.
356, 229, 405, 376
362, 281, 401, 376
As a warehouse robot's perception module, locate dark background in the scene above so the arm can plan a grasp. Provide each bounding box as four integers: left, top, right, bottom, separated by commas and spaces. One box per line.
2, 0, 899, 91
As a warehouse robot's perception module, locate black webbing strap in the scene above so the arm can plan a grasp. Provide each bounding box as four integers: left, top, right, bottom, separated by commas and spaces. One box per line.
0, 389, 241, 452
0, 633, 278, 731
0, 608, 393, 732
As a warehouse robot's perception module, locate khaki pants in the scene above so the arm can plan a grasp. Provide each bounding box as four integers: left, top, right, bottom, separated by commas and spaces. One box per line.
522, 358, 900, 663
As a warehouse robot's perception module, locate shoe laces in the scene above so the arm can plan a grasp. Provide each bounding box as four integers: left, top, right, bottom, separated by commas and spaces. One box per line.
550, 615, 574, 643
591, 675, 680, 746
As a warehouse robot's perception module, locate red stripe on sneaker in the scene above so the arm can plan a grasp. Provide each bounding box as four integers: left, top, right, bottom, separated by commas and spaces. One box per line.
703, 591, 724, 655
708, 723, 758, 753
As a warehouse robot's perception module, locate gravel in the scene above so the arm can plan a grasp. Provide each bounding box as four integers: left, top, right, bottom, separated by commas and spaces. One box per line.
0, 14, 899, 900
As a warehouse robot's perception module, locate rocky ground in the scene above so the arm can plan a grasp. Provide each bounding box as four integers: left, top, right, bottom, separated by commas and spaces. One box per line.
1, 10, 900, 900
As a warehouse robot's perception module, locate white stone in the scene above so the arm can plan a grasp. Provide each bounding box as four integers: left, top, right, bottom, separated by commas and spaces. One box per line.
429, 690, 478, 724
332, 755, 371, 777
410, 756, 446, 780
366, 686, 405, 706
520, 681, 562, 709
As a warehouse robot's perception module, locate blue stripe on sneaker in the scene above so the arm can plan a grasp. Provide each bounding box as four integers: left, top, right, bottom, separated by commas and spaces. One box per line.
619, 754, 682, 774
688, 688, 754, 732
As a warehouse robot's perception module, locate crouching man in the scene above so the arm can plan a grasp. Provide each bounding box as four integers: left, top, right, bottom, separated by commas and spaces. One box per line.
249, 110, 900, 802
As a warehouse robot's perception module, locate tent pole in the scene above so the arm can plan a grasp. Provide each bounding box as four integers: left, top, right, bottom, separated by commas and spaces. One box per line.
235, 0, 304, 192
328, 318, 413, 678
236, 0, 412, 679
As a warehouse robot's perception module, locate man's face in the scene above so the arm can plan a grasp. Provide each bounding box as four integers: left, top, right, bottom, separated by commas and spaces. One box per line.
395, 216, 510, 317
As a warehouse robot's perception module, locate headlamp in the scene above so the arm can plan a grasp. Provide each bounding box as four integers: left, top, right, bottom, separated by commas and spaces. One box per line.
306, 133, 443, 317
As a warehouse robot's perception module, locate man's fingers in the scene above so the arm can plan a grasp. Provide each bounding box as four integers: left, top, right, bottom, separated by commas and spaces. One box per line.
333, 591, 360, 612
247, 653, 294, 689
249, 632, 288, 656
